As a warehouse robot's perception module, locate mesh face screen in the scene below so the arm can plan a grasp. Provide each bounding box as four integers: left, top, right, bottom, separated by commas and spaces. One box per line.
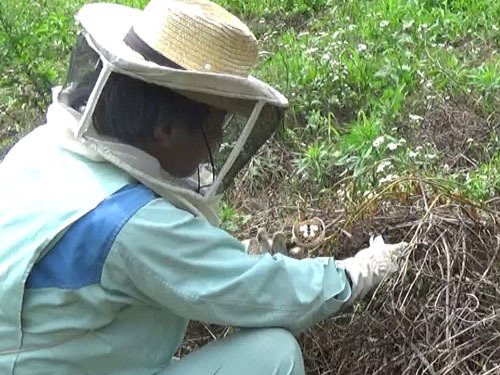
58, 33, 284, 194
209, 105, 283, 194
58, 33, 103, 113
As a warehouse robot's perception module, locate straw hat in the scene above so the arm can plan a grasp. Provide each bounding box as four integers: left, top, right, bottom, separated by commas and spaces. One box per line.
76, 0, 288, 119
130, 0, 258, 77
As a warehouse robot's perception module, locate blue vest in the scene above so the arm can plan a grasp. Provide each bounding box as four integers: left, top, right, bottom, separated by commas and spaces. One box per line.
26, 183, 157, 290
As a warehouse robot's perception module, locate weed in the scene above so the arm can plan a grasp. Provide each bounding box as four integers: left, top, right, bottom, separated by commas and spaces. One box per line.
219, 200, 251, 233
464, 152, 500, 200
1, 0, 499, 201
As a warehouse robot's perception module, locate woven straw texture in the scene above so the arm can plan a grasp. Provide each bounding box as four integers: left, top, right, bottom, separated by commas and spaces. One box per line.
133, 0, 258, 77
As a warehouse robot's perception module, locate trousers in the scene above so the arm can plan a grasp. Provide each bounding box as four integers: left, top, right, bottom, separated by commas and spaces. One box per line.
159, 328, 305, 375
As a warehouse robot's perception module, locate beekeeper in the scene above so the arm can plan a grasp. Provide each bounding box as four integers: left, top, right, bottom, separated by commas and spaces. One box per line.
0, 0, 407, 374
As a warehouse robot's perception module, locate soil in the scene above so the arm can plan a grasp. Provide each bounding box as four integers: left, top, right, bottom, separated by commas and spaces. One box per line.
404, 97, 500, 169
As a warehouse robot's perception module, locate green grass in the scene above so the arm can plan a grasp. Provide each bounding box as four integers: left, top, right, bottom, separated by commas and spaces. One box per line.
0, 0, 149, 115
219, 200, 251, 232
217, 0, 325, 16
252, 0, 500, 195
464, 151, 500, 200
1, 0, 499, 201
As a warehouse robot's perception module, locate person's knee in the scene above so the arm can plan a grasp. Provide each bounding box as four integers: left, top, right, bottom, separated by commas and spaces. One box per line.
264, 328, 302, 359
250, 328, 305, 375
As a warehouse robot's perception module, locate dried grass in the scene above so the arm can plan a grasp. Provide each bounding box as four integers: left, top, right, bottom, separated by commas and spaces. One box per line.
405, 98, 500, 170
300, 179, 500, 374
181, 178, 500, 374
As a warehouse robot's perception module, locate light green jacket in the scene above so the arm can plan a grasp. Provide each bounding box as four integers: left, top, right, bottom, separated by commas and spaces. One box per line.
0, 125, 351, 375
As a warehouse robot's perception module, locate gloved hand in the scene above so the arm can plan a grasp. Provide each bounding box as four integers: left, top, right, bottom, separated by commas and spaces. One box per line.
242, 228, 307, 258
242, 228, 288, 256
335, 235, 407, 305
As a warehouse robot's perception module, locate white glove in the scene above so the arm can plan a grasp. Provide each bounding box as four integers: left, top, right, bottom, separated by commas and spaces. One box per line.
335, 235, 407, 304
242, 228, 306, 258
242, 228, 288, 255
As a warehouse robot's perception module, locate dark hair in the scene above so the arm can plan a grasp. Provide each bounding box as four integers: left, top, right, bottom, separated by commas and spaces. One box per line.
93, 72, 210, 142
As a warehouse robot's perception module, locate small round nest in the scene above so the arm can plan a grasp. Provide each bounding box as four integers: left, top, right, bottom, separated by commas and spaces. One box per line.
293, 217, 326, 249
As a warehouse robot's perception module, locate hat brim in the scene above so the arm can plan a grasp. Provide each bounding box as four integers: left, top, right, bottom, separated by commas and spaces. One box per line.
77, 3, 288, 121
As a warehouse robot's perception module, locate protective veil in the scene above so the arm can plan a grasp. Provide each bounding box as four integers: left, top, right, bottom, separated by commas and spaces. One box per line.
55, 3, 288, 226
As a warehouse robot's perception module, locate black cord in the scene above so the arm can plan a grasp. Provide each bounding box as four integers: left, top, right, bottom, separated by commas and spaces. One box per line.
197, 125, 216, 193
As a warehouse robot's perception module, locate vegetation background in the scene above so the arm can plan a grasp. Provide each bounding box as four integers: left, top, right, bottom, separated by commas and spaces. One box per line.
1, 0, 499, 373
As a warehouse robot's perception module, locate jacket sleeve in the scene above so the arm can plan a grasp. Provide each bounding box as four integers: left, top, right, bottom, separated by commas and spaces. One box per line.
101, 197, 352, 334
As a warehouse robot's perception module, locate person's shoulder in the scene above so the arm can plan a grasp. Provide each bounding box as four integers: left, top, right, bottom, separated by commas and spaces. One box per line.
113, 188, 227, 252
131, 193, 198, 223
123, 186, 215, 230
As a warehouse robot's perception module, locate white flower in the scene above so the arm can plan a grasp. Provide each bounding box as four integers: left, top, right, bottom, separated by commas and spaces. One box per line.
420, 23, 428, 29
399, 138, 407, 144
372, 136, 385, 147
363, 191, 374, 199
379, 20, 389, 28
305, 47, 318, 54
467, 138, 474, 143
379, 174, 399, 184
426, 153, 436, 159
357, 43, 367, 52
493, 25, 499, 31
403, 20, 414, 30
377, 160, 392, 173
332, 30, 342, 39
409, 114, 424, 122
348, 24, 357, 31
409, 151, 418, 158
387, 142, 399, 151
